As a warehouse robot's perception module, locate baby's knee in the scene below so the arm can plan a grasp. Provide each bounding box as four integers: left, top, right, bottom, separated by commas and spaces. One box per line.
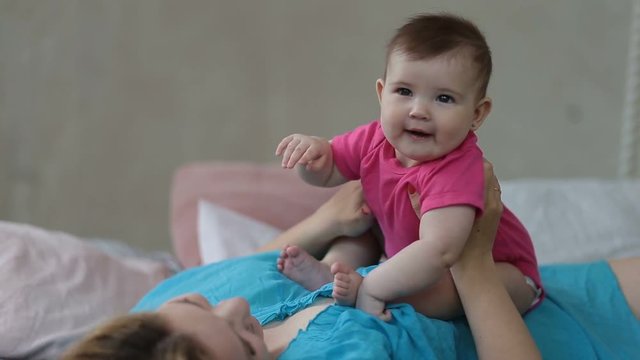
399, 273, 463, 320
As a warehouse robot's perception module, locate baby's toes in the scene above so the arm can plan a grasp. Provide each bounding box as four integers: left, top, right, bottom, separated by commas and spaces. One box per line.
330, 261, 353, 275
279, 247, 289, 260
285, 245, 301, 258
333, 272, 351, 284
333, 285, 350, 297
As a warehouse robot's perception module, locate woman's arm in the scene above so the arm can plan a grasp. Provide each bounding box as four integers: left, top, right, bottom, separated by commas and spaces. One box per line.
256, 181, 374, 257
450, 161, 541, 360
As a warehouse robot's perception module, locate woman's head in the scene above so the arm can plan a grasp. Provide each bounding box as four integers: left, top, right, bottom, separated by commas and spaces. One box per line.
63, 294, 270, 360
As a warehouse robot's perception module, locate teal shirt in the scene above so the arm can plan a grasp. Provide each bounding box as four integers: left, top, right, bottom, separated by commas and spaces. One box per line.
132, 252, 640, 359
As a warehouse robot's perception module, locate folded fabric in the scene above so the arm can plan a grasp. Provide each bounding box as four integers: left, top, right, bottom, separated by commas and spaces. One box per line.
133, 252, 640, 359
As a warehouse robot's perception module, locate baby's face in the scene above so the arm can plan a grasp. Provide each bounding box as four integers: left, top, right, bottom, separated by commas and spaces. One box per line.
376, 51, 489, 166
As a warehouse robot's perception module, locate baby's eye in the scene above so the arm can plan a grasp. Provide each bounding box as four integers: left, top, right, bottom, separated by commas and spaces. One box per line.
396, 88, 412, 96
436, 94, 455, 104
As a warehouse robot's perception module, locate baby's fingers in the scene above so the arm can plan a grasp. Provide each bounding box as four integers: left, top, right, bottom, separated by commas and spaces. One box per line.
284, 142, 310, 169
279, 137, 301, 168
298, 146, 323, 170
275, 136, 294, 156
378, 309, 393, 322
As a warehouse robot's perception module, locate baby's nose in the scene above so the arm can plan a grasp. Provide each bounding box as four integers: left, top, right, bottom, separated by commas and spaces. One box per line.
409, 100, 430, 119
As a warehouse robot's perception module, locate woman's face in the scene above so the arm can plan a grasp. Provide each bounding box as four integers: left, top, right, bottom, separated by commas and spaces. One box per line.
158, 294, 270, 359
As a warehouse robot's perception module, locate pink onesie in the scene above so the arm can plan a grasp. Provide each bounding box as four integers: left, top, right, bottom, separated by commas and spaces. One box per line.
331, 120, 543, 298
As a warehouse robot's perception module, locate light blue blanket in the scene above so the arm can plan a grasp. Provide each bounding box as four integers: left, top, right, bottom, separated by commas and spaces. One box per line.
132, 251, 640, 359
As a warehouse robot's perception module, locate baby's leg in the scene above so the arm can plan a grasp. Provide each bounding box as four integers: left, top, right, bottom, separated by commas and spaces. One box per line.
395, 263, 535, 320
277, 245, 333, 291
278, 230, 380, 291
395, 271, 464, 320
322, 229, 382, 270
319, 228, 379, 304
331, 262, 364, 306
609, 257, 640, 320
329, 261, 461, 315
495, 263, 538, 314
324, 230, 380, 303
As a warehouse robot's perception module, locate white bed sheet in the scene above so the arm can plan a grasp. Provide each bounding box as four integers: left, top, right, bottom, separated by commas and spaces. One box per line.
502, 178, 640, 264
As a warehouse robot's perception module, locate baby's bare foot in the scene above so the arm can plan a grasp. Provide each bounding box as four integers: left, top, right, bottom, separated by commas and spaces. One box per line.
277, 245, 332, 291
331, 262, 363, 306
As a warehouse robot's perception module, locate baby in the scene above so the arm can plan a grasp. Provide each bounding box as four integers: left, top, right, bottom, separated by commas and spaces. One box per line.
275, 13, 543, 320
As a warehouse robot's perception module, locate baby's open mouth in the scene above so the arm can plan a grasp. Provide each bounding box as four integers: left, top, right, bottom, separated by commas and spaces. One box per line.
406, 129, 431, 138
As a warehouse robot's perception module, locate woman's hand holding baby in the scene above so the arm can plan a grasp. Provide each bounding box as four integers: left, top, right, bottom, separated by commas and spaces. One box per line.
455, 160, 502, 265
315, 181, 374, 238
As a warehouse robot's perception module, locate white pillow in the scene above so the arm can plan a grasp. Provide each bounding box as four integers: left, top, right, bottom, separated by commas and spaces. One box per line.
0, 221, 169, 359
197, 179, 640, 266
198, 200, 282, 264
501, 179, 640, 264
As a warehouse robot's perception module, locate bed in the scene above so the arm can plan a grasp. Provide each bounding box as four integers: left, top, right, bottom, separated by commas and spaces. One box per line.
2, 161, 640, 359
173, 162, 640, 267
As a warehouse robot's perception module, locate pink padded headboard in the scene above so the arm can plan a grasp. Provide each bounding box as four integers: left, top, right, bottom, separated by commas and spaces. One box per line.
170, 162, 338, 268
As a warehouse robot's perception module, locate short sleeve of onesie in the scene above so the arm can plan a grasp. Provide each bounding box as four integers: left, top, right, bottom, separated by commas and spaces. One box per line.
331, 121, 382, 180
416, 142, 485, 216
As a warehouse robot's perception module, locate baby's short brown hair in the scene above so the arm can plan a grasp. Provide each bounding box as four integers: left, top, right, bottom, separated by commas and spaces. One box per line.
386, 13, 492, 97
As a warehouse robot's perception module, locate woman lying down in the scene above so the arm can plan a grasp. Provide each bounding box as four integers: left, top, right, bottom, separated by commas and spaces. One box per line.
63, 164, 640, 359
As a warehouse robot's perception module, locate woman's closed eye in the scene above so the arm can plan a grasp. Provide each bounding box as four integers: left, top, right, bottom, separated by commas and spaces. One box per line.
178, 297, 208, 310
178, 299, 257, 358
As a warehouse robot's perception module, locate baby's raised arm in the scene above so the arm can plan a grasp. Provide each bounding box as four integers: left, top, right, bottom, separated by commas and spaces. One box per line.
275, 134, 347, 187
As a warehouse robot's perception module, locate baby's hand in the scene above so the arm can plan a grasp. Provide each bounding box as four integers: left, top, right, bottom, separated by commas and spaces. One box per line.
356, 283, 392, 321
275, 134, 331, 171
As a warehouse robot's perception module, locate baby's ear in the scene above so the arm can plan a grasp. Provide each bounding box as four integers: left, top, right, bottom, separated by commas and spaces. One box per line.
471, 97, 492, 130
375, 79, 385, 104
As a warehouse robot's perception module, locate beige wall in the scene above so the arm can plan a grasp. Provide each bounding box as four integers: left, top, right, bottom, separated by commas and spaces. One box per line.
0, 0, 632, 250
